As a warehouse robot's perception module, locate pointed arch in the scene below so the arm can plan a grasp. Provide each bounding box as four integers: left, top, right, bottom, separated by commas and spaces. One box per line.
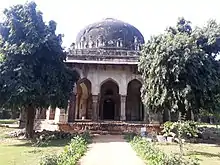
75, 78, 92, 119
126, 79, 144, 121
100, 78, 119, 89
99, 78, 120, 120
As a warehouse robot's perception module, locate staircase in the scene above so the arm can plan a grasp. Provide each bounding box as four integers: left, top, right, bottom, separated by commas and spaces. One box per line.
58, 121, 161, 135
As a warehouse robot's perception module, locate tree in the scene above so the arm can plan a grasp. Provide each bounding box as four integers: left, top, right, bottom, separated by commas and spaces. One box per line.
139, 18, 220, 121
0, 53, 4, 62
0, 2, 78, 138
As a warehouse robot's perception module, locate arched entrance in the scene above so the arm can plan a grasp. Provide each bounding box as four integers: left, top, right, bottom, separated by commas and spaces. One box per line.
103, 98, 115, 119
126, 79, 144, 121
100, 79, 120, 120
75, 78, 92, 119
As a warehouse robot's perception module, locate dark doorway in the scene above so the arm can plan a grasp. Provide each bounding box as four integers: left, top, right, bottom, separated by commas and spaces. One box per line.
126, 79, 143, 121
103, 99, 115, 120
99, 79, 120, 120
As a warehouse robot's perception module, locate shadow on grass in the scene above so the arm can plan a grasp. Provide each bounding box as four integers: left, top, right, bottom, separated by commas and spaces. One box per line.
11, 138, 71, 148
187, 151, 220, 158
27, 149, 43, 153
189, 139, 220, 146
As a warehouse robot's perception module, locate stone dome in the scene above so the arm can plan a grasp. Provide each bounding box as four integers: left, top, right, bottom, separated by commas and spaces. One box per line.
75, 18, 144, 50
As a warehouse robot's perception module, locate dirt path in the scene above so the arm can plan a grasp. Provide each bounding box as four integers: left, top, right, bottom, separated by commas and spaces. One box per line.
78, 135, 145, 165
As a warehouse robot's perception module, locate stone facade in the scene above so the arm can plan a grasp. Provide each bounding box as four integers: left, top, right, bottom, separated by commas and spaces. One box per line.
58, 122, 162, 135
65, 63, 146, 122
37, 18, 163, 133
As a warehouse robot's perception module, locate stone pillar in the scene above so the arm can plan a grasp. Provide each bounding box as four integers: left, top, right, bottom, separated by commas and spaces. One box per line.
46, 107, 55, 120
68, 93, 76, 122
144, 105, 150, 123
46, 108, 50, 120
35, 108, 46, 119
54, 108, 67, 124
41, 108, 47, 119
120, 95, 126, 121
35, 109, 41, 119
92, 95, 98, 121
140, 102, 143, 121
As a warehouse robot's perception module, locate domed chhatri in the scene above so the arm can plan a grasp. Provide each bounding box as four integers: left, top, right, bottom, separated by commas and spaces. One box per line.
75, 18, 144, 50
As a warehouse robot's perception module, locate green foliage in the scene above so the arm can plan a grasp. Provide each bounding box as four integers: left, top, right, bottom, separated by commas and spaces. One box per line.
58, 136, 87, 165
81, 131, 92, 143
0, 1, 78, 110
39, 133, 92, 165
124, 132, 137, 142
40, 154, 59, 165
139, 17, 220, 116
162, 121, 199, 138
162, 121, 177, 137
130, 136, 200, 165
0, 53, 4, 62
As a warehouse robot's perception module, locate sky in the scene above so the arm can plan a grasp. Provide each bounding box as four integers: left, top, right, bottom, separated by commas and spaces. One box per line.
0, 0, 220, 47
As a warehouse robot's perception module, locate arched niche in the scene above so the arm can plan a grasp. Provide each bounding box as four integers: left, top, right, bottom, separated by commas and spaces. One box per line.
126, 79, 144, 121
99, 78, 120, 120
75, 78, 92, 119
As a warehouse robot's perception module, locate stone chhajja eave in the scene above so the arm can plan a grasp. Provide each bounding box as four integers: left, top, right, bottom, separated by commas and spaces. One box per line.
65, 59, 139, 65
66, 48, 140, 65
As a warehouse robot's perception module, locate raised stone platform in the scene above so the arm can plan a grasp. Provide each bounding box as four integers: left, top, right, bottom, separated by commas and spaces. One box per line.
58, 121, 162, 135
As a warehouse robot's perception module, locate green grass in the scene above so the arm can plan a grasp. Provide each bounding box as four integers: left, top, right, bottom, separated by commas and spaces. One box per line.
0, 119, 18, 124
156, 142, 220, 165
0, 127, 70, 165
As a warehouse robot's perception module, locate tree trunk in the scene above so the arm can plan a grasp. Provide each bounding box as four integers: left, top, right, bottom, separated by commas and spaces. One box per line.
68, 93, 76, 122
25, 105, 36, 139
19, 108, 26, 128
177, 111, 184, 158
190, 109, 194, 121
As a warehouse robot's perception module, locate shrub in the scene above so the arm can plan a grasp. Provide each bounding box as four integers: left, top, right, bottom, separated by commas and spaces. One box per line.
123, 132, 137, 142
40, 154, 59, 165
81, 131, 92, 143
130, 136, 199, 165
58, 136, 88, 165
39, 133, 92, 165
162, 121, 199, 139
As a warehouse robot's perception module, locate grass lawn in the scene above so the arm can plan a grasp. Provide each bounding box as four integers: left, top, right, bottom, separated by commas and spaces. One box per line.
0, 119, 18, 124
156, 142, 220, 165
0, 127, 69, 165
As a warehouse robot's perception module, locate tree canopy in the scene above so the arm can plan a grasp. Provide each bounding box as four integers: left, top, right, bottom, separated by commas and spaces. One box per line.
139, 18, 220, 119
0, 53, 4, 62
0, 2, 78, 137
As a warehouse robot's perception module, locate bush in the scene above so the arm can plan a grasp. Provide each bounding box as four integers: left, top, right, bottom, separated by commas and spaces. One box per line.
58, 136, 88, 165
35, 130, 77, 141
124, 132, 137, 142
162, 121, 199, 139
130, 136, 199, 165
40, 154, 59, 165
39, 133, 92, 165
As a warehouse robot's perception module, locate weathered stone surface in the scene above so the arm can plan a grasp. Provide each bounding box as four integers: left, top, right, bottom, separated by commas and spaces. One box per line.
58, 122, 162, 135
75, 18, 144, 51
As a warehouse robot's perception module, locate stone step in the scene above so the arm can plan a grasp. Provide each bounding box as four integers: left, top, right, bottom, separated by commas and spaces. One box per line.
89, 130, 123, 135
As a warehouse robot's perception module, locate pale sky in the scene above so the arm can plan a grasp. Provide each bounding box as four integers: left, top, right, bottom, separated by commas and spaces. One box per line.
0, 0, 220, 47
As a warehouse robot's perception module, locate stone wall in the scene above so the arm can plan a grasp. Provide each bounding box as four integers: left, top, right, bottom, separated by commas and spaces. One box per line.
58, 122, 162, 134
34, 119, 58, 131
71, 64, 142, 95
